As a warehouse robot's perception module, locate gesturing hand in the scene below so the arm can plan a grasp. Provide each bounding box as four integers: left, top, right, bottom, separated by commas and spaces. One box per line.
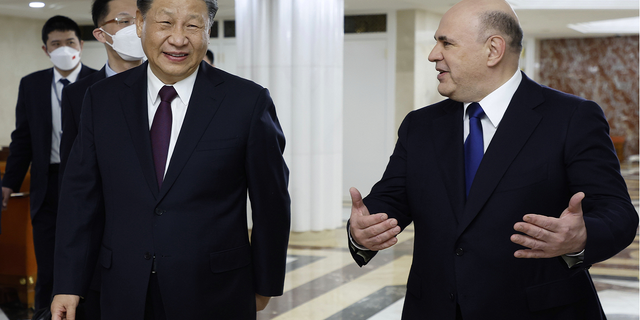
349, 187, 401, 251
511, 192, 587, 258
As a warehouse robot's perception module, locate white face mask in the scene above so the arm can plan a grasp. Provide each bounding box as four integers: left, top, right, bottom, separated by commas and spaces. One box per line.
49, 46, 81, 71
101, 25, 145, 61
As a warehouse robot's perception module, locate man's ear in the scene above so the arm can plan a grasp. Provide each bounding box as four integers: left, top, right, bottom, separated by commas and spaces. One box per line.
487, 35, 506, 67
136, 10, 144, 38
93, 28, 107, 44
42, 45, 50, 57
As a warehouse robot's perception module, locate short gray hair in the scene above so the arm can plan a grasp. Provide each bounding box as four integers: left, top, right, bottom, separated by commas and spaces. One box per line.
478, 10, 523, 54
137, 0, 218, 25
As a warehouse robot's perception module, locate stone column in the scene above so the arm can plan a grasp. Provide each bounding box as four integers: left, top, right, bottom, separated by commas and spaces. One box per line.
236, 0, 344, 232
395, 9, 442, 130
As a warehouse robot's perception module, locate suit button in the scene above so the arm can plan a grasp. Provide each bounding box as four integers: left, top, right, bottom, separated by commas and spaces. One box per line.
155, 208, 164, 216
144, 252, 152, 260
456, 248, 464, 256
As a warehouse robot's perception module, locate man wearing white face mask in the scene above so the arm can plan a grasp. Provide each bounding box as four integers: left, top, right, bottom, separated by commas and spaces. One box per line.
57, 2, 143, 318
60, 0, 143, 184
2, 15, 96, 314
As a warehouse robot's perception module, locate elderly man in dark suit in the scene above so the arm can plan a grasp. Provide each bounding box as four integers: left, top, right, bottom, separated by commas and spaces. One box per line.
51, 0, 291, 319
2, 15, 96, 312
348, 0, 638, 319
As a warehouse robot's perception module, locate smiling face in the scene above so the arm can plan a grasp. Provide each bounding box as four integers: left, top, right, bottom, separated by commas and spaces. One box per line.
136, 0, 210, 84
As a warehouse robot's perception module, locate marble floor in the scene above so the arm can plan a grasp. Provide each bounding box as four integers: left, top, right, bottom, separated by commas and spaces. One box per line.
1, 164, 638, 320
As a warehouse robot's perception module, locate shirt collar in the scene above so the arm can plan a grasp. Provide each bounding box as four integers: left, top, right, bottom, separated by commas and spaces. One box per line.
53, 63, 83, 84
105, 61, 118, 78
147, 64, 199, 107
463, 70, 522, 128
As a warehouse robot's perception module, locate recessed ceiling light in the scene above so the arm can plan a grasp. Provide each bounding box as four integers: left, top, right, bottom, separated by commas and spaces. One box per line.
568, 16, 639, 34
29, 2, 45, 8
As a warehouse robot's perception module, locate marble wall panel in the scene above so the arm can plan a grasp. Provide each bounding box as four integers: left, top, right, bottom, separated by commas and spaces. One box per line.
539, 36, 639, 159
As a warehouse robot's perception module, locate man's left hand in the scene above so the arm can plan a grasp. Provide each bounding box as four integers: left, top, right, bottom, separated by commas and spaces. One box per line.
511, 192, 587, 258
256, 294, 271, 311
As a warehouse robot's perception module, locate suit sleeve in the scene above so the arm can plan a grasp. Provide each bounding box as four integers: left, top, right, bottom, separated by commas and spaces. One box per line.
348, 112, 415, 266
54, 86, 105, 297
245, 88, 291, 297
564, 100, 638, 265
2, 77, 34, 192
59, 85, 79, 185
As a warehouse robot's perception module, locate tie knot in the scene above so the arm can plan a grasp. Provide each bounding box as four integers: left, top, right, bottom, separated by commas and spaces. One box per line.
467, 102, 484, 119
159, 85, 178, 103
59, 78, 70, 87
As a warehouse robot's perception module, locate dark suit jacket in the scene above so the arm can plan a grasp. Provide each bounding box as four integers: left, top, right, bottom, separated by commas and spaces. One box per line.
350, 72, 638, 319
54, 62, 291, 319
3, 65, 97, 218
59, 66, 107, 182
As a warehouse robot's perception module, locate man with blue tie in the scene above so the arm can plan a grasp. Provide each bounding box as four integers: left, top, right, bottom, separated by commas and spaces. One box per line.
347, 0, 638, 319
51, 0, 291, 318
1, 15, 96, 313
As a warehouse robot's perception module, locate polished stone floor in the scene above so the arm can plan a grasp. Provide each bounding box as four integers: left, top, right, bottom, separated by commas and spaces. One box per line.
1, 164, 638, 320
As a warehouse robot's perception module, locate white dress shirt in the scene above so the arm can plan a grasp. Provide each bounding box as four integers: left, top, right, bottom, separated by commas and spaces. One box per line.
105, 60, 118, 78
463, 70, 522, 151
146, 65, 199, 177
51, 65, 83, 164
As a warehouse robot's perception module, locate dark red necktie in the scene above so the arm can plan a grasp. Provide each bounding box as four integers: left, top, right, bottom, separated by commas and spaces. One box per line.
150, 85, 177, 188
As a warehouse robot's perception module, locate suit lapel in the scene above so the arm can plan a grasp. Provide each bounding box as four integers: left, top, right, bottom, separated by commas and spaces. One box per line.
457, 74, 544, 236
157, 63, 226, 201
120, 62, 159, 197
430, 100, 466, 223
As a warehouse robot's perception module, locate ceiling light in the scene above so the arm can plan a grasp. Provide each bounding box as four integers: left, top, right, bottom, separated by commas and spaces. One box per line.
29, 2, 45, 8
568, 16, 639, 34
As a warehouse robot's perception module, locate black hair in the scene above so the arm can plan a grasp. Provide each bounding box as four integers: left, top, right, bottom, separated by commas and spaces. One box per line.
206, 49, 214, 64
478, 11, 523, 54
41, 15, 82, 45
137, 0, 218, 24
92, 0, 113, 28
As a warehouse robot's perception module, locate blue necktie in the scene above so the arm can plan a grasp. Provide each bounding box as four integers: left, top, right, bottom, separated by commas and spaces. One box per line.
465, 102, 485, 196
59, 78, 70, 87
150, 86, 177, 188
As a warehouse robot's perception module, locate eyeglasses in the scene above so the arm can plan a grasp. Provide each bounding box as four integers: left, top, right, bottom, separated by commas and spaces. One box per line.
102, 15, 136, 27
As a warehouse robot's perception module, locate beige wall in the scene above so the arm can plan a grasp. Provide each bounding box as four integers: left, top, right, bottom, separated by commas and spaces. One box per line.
394, 9, 441, 131
0, 15, 50, 146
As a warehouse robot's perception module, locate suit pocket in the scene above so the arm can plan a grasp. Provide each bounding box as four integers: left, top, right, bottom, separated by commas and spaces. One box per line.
495, 163, 548, 193
209, 244, 252, 273
525, 269, 592, 312
196, 138, 239, 151
99, 245, 112, 269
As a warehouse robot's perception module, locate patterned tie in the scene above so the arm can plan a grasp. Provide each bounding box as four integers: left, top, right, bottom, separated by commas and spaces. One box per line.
150, 86, 177, 188
464, 102, 485, 196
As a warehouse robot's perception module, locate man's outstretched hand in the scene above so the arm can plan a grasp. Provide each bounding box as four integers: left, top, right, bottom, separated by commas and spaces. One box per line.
511, 192, 587, 258
349, 187, 401, 251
